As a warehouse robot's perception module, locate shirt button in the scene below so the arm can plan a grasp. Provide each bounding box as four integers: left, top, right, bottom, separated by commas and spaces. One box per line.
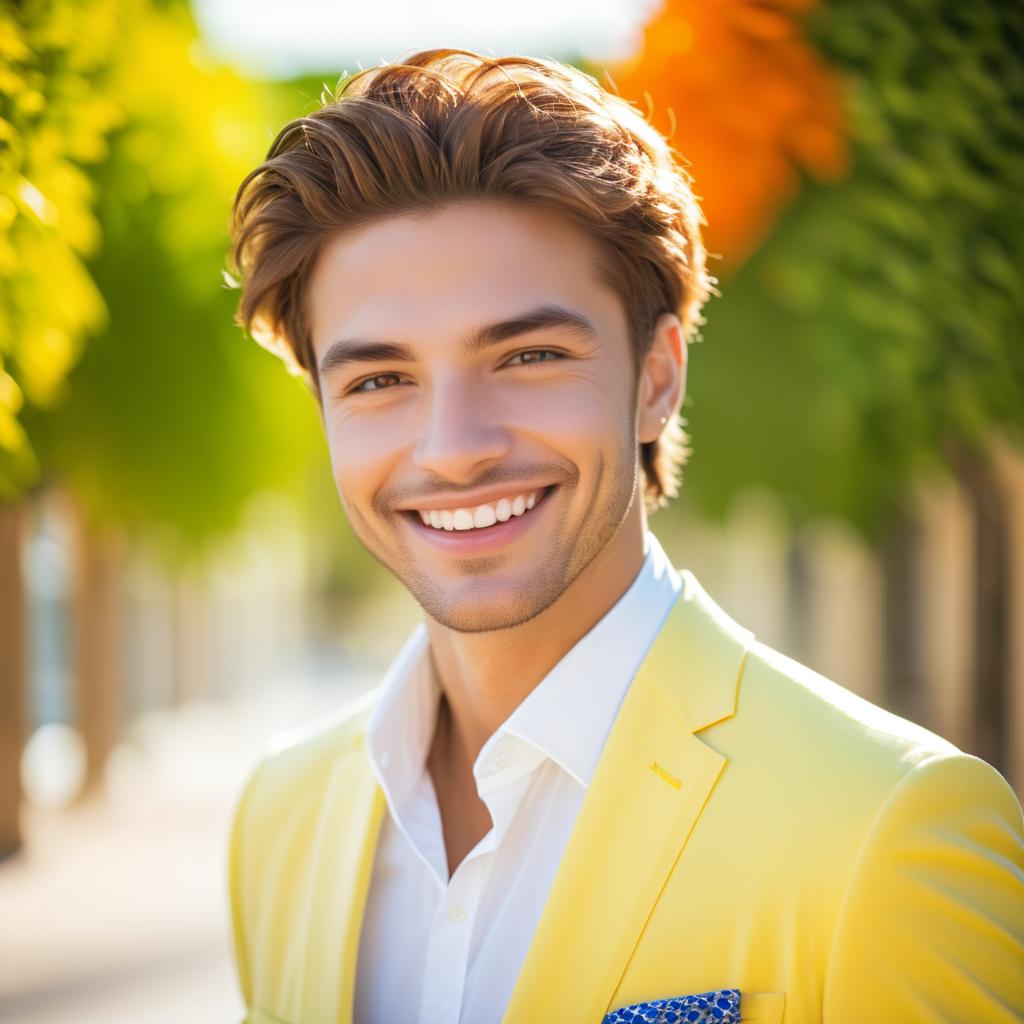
498, 747, 518, 767
447, 903, 468, 922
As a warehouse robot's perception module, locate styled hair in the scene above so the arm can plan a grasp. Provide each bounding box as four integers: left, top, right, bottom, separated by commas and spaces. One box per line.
228, 47, 713, 511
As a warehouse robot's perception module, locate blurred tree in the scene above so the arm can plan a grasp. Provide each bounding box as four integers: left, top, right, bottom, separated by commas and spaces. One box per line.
22, 0, 323, 559
0, 0, 121, 498
610, 0, 849, 271
607, 0, 1024, 535
0, 0, 123, 854
608, 0, 1024, 768
6, 0, 327, 815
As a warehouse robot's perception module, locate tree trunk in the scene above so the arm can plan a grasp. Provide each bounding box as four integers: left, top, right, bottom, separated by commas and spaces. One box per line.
0, 499, 29, 859
947, 439, 1011, 775
68, 490, 125, 796
881, 511, 928, 729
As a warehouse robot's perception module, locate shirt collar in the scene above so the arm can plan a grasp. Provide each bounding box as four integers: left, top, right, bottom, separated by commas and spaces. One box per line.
365, 529, 682, 806
364, 621, 437, 810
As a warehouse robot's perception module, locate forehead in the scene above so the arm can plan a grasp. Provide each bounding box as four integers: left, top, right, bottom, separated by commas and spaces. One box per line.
307, 199, 624, 357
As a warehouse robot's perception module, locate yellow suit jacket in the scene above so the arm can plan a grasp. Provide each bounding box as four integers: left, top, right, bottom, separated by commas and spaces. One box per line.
228, 570, 1024, 1023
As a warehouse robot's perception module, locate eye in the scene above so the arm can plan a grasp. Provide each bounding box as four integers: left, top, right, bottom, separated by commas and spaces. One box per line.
507, 348, 565, 367
348, 372, 407, 395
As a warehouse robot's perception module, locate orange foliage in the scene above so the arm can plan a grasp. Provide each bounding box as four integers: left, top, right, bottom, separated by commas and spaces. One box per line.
609, 0, 849, 270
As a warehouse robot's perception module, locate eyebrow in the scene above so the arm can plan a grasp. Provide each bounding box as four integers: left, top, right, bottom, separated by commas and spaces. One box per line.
317, 303, 599, 379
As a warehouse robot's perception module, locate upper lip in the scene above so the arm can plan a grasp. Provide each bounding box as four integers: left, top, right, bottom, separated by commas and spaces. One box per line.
397, 483, 555, 512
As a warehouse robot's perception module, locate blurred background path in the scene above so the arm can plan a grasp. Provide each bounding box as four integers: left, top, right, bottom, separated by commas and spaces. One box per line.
0, 679, 372, 1023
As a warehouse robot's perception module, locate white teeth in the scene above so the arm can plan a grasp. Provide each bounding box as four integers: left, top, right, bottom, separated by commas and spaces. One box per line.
416, 489, 545, 532
473, 504, 497, 528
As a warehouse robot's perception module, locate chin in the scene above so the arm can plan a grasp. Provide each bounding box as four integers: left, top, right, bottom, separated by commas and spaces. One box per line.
413, 578, 565, 634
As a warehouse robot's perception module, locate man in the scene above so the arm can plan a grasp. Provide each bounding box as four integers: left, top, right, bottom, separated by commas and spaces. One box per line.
226, 48, 1023, 1024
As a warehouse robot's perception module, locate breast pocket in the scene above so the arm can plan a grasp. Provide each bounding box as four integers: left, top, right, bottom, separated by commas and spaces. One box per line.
740, 991, 786, 1022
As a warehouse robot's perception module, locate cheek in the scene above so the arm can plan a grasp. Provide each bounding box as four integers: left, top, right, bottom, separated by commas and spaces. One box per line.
324, 407, 408, 500
499, 379, 629, 454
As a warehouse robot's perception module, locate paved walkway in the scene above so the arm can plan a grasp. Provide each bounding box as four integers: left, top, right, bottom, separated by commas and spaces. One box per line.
0, 679, 373, 1023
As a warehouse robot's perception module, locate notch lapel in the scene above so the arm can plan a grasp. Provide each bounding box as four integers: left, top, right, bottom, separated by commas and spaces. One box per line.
501, 570, 754, 1024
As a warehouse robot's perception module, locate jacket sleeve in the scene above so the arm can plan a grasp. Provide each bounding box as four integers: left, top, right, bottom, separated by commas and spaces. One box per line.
822, 751, 1024, 1021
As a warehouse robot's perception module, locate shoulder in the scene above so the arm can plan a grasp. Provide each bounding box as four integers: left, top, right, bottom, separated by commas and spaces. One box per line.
728, 635, 1022, 852
234, 685, 381, 827
228, 685, 382, 899
741, 638, 960, 764
660, 569, 1014, 827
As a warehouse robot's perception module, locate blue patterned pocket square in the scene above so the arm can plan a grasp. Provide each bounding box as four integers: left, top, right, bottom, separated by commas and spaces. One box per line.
603, 988, 741, 1023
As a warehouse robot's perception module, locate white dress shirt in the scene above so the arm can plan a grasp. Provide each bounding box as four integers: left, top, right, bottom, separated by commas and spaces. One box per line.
353, 530, 683, 1024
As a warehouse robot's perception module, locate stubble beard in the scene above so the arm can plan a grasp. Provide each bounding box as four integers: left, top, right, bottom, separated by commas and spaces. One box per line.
380, 442, 640, 635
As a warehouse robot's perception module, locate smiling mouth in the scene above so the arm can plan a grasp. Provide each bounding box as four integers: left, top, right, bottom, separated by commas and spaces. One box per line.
401, 484, 557, 533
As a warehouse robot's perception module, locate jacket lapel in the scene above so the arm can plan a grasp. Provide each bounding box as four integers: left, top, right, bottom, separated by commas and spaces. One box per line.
501, 569, 754, 1024
294, 735, 386, 1024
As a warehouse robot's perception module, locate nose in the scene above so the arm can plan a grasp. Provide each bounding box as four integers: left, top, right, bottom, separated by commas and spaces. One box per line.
412, 375, 514, 482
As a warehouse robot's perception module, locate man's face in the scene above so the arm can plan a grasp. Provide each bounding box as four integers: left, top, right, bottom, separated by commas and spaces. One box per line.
308, 199, 646, 633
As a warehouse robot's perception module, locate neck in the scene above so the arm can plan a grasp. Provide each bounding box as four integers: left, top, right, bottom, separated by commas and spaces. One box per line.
424, 497, 648, 775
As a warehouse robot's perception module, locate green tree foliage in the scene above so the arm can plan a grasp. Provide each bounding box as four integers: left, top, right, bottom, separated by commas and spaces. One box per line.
682, 0, 1024, 538
0, 0, 121, 498
18, 1, 324, 560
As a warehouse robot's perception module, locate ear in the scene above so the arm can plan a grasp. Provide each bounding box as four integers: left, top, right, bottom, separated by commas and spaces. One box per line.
636, 312, 687, 444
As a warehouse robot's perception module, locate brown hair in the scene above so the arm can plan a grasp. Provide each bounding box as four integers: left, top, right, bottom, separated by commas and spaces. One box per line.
228, 47, 713, 512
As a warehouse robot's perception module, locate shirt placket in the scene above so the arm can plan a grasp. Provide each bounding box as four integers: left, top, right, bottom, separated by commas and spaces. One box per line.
416, 736, 543, 1024
417, 835, 492, 1024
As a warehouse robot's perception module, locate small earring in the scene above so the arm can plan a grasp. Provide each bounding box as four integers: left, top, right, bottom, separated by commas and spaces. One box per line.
659, 415, 667, 425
